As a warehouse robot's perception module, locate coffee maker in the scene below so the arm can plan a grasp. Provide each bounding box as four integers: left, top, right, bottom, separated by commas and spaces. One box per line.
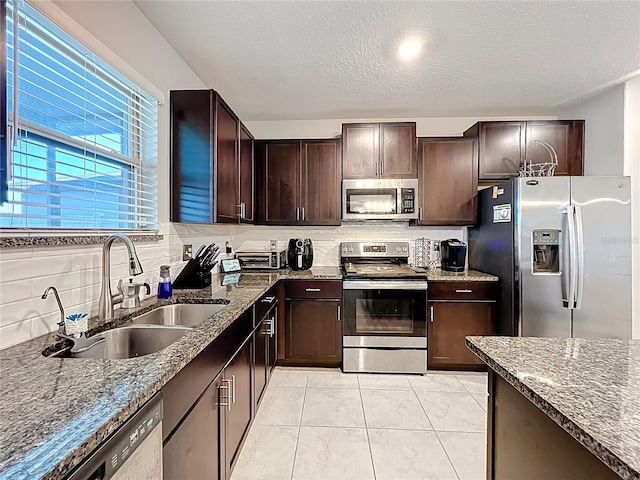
440, 239, 467, 272
288, 238, 313, 271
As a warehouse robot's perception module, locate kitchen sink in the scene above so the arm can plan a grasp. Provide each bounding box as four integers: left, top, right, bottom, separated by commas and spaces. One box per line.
44, 325, 192, 359
131, 303, 226, 327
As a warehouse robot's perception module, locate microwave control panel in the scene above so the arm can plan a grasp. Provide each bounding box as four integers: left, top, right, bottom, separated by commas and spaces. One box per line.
401, 188, 415, 213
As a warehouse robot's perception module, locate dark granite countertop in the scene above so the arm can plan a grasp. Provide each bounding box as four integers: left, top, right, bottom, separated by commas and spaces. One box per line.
0, 267, 341, 480
466, 336, 640, 480
423, 268, 498, 282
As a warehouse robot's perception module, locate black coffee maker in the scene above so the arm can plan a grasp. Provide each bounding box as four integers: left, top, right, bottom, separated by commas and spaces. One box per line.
440, 238, 467, 272
288, 238, 313, 271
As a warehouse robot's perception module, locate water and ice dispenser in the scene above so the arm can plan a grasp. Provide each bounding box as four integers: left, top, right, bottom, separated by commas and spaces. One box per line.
532, 229, 560, 274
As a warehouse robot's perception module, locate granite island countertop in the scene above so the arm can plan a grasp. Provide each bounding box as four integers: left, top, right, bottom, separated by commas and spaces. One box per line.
423, 267, 498, 282
0, 267, 341, 480
466, 336, 640, 480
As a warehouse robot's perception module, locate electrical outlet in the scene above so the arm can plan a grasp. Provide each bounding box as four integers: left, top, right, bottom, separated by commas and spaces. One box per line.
225, 241, 232, 255
182, 244, 193, 261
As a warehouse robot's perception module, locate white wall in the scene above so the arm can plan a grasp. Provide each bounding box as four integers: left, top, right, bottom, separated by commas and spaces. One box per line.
623, 76, 640, 338
0, 1, 206, 349
245, 115, 557, 139
559, 84, 626, 176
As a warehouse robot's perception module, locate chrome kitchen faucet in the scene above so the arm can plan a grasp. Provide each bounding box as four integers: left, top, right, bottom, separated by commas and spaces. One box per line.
41, 286, 66, 335
98, 233, 144, 320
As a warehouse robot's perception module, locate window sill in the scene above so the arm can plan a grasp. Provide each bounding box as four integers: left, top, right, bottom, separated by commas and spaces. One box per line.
0, 234, 164, 249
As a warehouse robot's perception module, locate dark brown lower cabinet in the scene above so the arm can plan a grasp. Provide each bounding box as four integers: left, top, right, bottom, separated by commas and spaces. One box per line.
254, 318, 268, 409
283, 280, 342, 367
163, 375, 223, 480
267, 305, 278, 375
223, 337, 253, 479
427, 281, 498, 371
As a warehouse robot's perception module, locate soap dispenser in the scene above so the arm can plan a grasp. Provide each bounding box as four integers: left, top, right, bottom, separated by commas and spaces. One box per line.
158, 265, 173, 299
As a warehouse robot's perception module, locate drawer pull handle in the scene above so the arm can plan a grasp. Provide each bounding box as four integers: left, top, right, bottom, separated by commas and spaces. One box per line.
261, 296, 276, 303
455, 289, 473, 293
220, 381, 232, 411
430, 305, 434, 322
305, 288, 321, 292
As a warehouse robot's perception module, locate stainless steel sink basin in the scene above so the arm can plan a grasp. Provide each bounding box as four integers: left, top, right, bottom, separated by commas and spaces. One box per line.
68, 325, 192, 359
131, 303, 226, 327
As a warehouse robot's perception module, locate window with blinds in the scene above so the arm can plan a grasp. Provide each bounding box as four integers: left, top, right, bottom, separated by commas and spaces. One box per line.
2, 0, 158, 230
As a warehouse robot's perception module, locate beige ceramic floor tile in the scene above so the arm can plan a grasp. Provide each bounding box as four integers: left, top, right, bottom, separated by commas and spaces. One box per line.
357, 373, 413, 390
255, 387, 305, 426
269, 368, 309, 388
301, 388, 365, 427
307, 370, 359, 389
410, 373, 467, 392
438, 431, 487, 480
416, 391, 487, 432
361, 389, 432, 430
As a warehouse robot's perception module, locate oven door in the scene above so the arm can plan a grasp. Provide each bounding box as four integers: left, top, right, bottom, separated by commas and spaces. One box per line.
342, 280, 427, 347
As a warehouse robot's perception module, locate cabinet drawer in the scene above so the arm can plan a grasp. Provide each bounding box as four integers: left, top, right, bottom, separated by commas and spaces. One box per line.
286, 280, 342, 299
429, 281, 498, 301
255, 284, 279, 322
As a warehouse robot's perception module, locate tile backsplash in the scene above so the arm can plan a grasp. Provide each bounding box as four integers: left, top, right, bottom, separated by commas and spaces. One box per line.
0, 222, 463, 349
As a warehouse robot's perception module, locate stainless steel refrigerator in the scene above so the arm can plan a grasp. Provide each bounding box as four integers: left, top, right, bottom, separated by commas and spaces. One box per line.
469, 177, 632, 339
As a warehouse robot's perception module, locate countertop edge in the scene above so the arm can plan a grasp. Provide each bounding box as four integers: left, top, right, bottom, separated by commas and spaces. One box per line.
465, 337, 638, 480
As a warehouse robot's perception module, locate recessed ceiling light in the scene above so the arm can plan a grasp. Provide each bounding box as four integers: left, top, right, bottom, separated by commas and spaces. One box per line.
398, 37, 424, 61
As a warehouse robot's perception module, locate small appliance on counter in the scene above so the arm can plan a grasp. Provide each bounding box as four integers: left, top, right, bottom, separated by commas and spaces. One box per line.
440, 239, 467, 272
173, 242, 220, 289
235, 249, 287, 270
288, 238, 313, 270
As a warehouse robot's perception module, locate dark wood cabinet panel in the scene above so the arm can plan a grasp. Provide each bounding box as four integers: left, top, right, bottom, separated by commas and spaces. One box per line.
525, 120, 584, 176
170, 90, 214, 223
239, 123, 254, 223
256, 139, 340, 226
300, 139, 341, 225
342, 123, 379, 178
428, 281, 499, 301
262, 141, 300, 224
464, 120, 584, 182
268, 305, 278, 375
215, 98, 240, 223
285, 280, 343, 299
428, 301, 496, 370
342, 122, 417, 179
163, 376, 222, 480
223, 337, 253, 479
380, 123, 417, 178
254, 319, 268, 409
285, 299, 342, 366
417, 137, 478, 225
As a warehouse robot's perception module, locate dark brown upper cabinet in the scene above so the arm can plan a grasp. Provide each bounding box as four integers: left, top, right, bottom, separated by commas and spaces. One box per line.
342, 122, 417, 179
463, 120, 584, 182
255, 139, 341, 226
170, 90, 254, 224
416, 137, 478, 226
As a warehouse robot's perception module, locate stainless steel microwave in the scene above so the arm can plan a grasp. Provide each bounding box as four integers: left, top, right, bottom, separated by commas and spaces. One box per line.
342, 178, 419, 221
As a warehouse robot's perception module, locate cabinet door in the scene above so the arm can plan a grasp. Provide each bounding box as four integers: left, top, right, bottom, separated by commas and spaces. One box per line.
262, 141, 300, 224
525, 121, 584, 176
300, 139, 341, 225
170, 90, 214, 222
224, 337, 253, 478
417, 138, 477, 225
285, 299, 341, 366
163, 377, 222, 480
268, 306, 278, 375
342, 123, 379, 178
380, 122, 417, 178
478, 122, 525, 180
215, 97, 240, 223
254, 319, 268, 409
427, 301, 495, 370
239, 123, 254, 223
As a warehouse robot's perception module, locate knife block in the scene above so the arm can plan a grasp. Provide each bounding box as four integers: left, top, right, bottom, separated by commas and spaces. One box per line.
173, 259, 215, 289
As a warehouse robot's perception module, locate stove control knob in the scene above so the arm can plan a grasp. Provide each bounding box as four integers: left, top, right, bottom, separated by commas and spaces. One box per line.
349, 247, 354, 253
396, 246, 401, 252
342, 247, 347, 253
402, 247, 408, 252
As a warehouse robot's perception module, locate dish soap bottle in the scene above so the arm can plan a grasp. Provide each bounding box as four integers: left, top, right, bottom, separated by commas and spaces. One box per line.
158, 265, 173, 299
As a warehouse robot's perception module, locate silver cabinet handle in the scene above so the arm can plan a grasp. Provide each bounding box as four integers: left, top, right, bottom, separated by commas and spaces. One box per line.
337, 305, 341, 322
419, 207, 423, 221
380, 159, 384, 175
231, 374, 236, 404
375, 162, 379, 176
455, 289, 473, 293
305, 288, 321, 292
261, 296, 276, 304
302, 206, 305, 221
296, 207, 300, 221
430, 305, 434, 323
220, 381, 232, 411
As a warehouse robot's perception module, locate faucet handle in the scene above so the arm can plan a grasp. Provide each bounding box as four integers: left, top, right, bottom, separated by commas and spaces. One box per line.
143, 283, 151, 295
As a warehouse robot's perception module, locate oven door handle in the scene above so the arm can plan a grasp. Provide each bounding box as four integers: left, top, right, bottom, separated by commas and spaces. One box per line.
343, 280, 429, 291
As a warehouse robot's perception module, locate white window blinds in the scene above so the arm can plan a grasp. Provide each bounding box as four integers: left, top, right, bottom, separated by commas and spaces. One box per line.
2, 0, 158, 230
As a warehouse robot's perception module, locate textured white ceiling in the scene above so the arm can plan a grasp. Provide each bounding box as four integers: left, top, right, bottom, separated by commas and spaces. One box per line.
134, 1, 640, 121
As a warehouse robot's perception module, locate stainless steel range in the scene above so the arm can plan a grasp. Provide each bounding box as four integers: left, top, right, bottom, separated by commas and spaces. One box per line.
341, 241, 427, 374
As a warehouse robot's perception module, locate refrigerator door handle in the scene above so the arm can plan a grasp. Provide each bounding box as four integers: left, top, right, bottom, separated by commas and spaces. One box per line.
575, 205, 585, 309
563, 206, 578, 309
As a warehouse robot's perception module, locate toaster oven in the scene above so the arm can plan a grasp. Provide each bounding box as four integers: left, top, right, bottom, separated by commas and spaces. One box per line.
235, 250, 287, 270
